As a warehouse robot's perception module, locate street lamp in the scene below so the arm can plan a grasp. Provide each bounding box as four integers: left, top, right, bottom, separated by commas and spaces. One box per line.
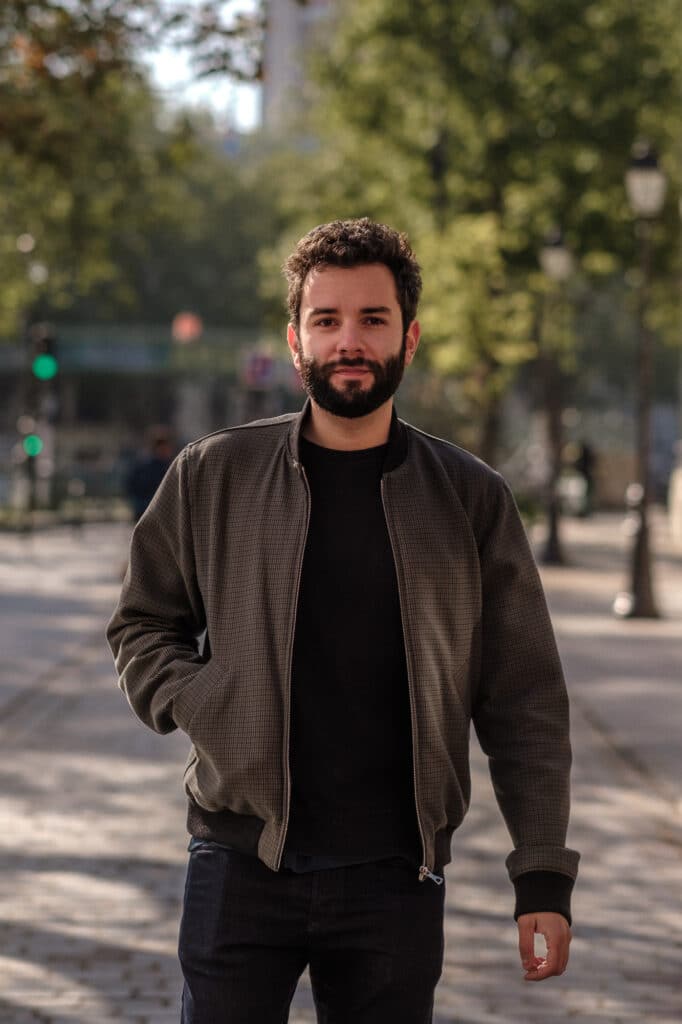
539, 229, 574, 565
613, 142, 667, 618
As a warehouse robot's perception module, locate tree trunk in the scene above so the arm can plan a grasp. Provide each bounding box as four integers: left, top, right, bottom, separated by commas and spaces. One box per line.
541, 349, 566, 565
478, 394, 501, 468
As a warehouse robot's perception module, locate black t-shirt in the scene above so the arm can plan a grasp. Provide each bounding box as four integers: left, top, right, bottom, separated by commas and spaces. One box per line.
283, 437, 421, 869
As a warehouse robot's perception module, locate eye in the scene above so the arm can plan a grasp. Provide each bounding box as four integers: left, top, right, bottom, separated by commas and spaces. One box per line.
313, 318, 336, 327
364, 316, 387, 325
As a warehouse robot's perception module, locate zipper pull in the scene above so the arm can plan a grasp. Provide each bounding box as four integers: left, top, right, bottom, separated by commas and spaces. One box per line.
418, 865, 444, 885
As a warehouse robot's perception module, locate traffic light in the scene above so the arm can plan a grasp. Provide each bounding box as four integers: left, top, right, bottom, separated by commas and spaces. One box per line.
29, 323, 58, 380
25, 323, 60, 428
19, 324, 60, 515
32, 351, 58, 380
16, 416, 44, 459
23, 433, 44, 457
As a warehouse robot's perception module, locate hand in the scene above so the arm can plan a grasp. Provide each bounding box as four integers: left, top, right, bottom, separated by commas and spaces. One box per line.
517, 911, 571, 981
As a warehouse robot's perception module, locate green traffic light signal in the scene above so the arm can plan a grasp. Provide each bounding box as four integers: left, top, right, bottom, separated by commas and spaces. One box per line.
32, 353, 58, 380
23, 434, 44, 457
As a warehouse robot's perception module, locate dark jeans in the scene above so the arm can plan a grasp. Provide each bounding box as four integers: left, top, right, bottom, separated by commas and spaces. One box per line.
179, 841, 445, 1023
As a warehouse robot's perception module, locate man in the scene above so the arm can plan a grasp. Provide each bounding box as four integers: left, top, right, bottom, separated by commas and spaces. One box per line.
107, 218, 579, 1023
124, 425, 175, 523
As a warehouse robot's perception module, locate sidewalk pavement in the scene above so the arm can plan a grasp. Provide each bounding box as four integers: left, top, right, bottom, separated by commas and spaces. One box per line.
0, 512, 680, 1023
532, 510, 682, 816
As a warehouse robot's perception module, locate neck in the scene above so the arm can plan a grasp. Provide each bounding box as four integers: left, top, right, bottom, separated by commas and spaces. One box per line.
303, 400, 393, 450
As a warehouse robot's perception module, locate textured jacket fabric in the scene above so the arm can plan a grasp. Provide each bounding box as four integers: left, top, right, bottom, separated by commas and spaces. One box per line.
107, 402, 580, 885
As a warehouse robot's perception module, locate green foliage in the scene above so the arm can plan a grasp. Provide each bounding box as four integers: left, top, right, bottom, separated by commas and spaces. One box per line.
0, 1, 266, 98
1, 72, 159, 331
415, 215, 536, 424
266, 0, 680, 452
64, 113, 280, 328
0, 2, 281, 335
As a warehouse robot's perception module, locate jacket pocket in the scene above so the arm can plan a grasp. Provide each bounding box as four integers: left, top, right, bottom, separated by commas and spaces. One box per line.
172, 659, 224, 734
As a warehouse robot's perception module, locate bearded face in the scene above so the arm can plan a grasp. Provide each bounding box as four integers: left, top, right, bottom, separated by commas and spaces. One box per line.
296, 338, 407, 419
287, 263, 420, 423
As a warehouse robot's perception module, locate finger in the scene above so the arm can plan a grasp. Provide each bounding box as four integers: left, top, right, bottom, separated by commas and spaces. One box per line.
525, 961, 557, 981
517, 916, 537, 973
525, 949, 559, 981
560, 934, 572, 975
522, 957, 544, 981
525, 933, 566, 982
545, 923, 571, 977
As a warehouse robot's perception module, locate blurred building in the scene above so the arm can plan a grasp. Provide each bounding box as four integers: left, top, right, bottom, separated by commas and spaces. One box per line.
0, 323, 302, 510
262, 0, 334, 132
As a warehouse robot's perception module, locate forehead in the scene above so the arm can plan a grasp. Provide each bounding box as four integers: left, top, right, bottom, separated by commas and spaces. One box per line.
300, 263, 399, 310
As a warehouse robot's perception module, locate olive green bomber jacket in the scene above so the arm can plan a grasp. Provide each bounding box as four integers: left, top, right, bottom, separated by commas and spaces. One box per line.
107, 402, 580, 890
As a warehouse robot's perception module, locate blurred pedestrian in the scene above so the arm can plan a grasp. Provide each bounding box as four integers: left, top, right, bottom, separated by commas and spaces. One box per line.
108, 219, 579, 1023
124, 426, 175, 523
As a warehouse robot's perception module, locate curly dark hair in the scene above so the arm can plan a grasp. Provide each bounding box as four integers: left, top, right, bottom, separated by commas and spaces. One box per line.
283, 218, 422, 334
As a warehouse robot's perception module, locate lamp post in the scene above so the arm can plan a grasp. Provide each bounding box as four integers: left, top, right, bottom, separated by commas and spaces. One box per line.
539, 229, 574, 565
613, 143, 667, 618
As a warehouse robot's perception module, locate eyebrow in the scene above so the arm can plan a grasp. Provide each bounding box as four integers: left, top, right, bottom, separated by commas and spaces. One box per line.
307, 305, 393, 319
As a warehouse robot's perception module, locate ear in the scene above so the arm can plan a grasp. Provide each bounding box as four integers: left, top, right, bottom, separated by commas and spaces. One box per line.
404, 320, 421, 366
287, 323, 301, 368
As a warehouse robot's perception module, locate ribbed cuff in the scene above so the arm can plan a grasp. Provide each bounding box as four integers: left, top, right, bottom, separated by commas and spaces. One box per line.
513, 870, 574, 926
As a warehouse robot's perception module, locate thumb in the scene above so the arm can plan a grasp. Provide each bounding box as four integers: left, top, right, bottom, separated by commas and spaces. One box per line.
517, 914, 537, 968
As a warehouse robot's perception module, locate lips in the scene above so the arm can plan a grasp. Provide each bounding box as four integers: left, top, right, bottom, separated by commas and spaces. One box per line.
328, 363, 372, 376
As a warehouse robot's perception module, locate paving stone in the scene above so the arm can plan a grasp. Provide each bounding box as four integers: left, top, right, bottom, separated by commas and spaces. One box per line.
0, 516, 680, 1022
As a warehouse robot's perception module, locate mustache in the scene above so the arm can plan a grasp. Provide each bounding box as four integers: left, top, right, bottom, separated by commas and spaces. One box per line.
321, 357, 379, 376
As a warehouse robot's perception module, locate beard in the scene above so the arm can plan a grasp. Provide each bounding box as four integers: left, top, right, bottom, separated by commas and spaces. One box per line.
296, 339, 407, 419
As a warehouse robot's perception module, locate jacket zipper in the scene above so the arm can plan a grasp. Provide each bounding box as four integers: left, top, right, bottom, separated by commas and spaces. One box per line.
274, 457, 311, 870
381, 478, 443, 886
419, 865, 444, 885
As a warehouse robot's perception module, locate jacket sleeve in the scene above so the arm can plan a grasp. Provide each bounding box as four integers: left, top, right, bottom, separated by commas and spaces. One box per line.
106, 446, 213, 735
472, 474, 580, 886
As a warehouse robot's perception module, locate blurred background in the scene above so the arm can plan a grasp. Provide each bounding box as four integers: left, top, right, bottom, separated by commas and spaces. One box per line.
1, 5, 681, 1022
1, 0, 679, 545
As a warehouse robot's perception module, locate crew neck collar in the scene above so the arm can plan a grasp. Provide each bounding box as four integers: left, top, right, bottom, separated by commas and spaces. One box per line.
300, 436, 388, 457
287, 399, 408, 474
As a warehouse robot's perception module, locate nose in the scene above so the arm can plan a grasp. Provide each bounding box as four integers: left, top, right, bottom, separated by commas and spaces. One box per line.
336, 324, 364, 356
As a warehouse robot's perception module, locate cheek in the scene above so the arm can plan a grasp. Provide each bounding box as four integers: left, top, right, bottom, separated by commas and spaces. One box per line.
297, 338, 326, 364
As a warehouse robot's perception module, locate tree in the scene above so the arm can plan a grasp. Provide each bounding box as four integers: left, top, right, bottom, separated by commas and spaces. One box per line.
0, 1, 256, 320
0, 1, 283, 336
0, 71, 165, 333
268, 0, 679, 462
65, 113, 280, 328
